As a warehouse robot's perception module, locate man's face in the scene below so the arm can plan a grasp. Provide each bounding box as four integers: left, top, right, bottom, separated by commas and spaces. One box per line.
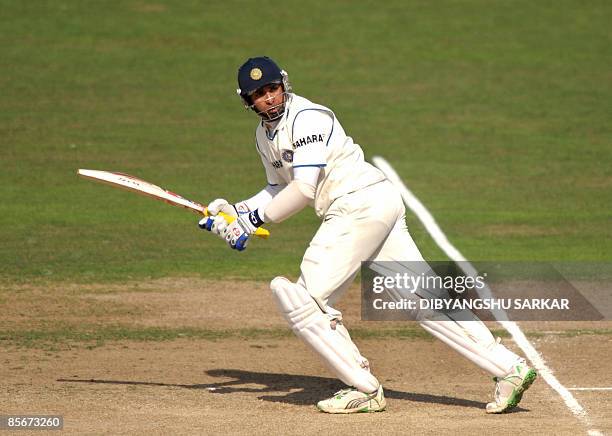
250, 83, 285, 120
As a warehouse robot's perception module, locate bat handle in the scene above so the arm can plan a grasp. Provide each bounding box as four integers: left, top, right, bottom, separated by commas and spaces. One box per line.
203, 208, 271, 239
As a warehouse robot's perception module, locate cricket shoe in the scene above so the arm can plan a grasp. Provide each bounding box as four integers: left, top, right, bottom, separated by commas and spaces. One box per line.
486, 360, 537, 414
316, 385, 386, 414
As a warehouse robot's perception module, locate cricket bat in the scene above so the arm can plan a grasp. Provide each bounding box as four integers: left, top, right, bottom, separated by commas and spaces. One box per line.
77, 169, 270, 238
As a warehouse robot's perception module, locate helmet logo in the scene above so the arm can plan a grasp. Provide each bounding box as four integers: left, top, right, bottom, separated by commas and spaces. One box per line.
250, 68, 263, 80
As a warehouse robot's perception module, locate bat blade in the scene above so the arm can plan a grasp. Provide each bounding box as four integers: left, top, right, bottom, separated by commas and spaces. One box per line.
77, 169, 270, 239
77, 169, 205, 214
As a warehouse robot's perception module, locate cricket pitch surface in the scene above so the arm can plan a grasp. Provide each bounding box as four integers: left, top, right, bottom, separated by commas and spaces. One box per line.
2, 278, 611, 435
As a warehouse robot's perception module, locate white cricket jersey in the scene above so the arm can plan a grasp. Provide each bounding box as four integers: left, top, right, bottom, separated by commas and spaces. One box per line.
255, 94, 386, 217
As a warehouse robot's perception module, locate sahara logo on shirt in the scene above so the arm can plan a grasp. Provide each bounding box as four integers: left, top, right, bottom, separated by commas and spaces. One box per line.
292, 133, 326, 149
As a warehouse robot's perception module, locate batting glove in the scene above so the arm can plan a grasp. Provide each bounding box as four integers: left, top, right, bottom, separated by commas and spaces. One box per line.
199, 198, 244, 236
198, 214, 229, 236
222, 209, 265, 251
207, 198, 239, 217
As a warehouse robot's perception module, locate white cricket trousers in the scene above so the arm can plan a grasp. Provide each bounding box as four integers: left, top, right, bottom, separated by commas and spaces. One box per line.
295, 179, 522, 380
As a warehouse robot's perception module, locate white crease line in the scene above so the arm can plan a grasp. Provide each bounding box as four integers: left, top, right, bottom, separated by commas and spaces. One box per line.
569, 388, 612, 391
372, 156, 603, 436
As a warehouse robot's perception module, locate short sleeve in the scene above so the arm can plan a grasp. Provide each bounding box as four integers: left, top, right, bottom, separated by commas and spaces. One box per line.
291, 109, 333, 168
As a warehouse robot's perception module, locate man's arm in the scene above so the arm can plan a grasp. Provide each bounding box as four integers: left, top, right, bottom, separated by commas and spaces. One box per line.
260, 169, 317, 223
234, 183, 286, 214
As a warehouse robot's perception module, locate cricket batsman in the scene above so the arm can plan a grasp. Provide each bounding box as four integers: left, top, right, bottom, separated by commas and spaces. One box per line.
199, 56, 537, 413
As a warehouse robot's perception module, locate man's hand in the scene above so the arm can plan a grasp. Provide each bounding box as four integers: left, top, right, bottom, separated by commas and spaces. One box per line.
207, 198, 239, 217
199, 198, 239, 236
199, 198, 268, 249
198, 214, 229, 236
221, 210, 265, 251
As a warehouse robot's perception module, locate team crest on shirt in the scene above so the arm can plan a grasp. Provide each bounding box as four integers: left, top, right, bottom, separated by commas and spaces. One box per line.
292, 133, 326, 149
282, 150, 294, 163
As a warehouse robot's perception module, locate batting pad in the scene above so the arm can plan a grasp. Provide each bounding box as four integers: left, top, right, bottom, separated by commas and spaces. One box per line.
420, 319, 520, 377
270, 276, 379, 393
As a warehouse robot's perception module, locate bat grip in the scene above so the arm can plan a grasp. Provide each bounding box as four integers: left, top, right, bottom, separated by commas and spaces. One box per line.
204, 209, 270, 239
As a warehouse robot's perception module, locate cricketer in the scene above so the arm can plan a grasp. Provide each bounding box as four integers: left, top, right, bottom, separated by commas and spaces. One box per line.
199, 56, 537, 414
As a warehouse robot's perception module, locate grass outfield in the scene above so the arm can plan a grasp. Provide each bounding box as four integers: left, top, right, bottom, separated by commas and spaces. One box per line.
1, 1, 610, 283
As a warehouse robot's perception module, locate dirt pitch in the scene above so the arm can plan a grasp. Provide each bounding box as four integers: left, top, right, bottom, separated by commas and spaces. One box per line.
1, 278, 611, 435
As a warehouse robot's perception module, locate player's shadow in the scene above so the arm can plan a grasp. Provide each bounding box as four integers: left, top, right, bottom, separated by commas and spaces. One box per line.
58, 368, 528, 411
